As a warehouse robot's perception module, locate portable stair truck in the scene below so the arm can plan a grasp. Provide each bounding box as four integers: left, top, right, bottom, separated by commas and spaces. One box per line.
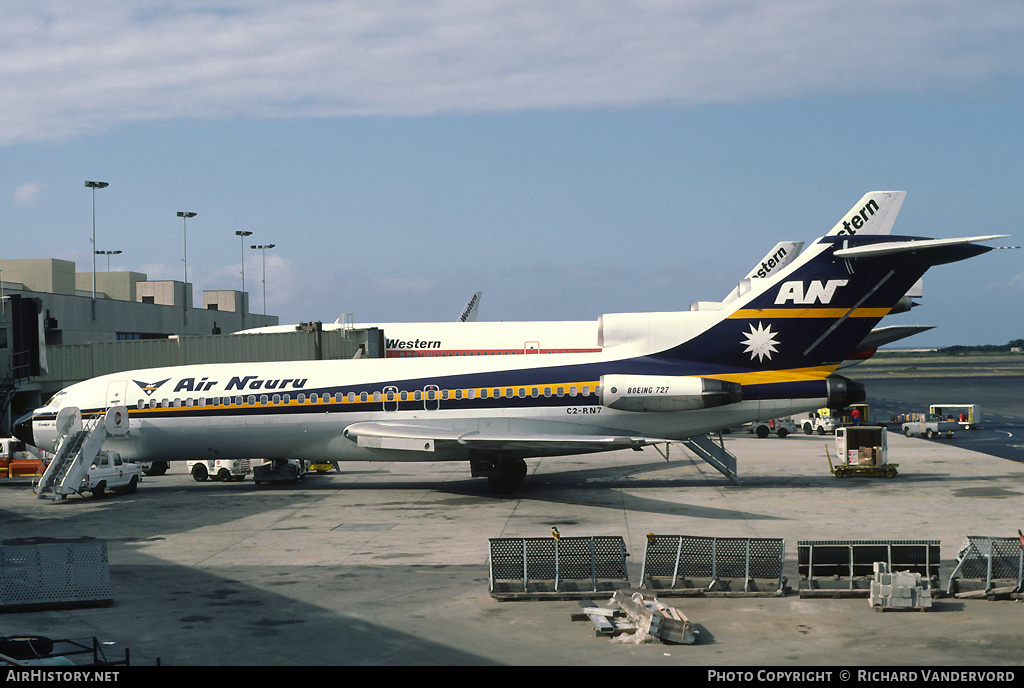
826, 425, 896, 478
33, 405, 132, 501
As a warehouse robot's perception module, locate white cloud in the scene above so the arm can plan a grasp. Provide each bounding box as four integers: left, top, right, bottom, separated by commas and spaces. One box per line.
14, 181, 44, 205
2, 1, 1023, 145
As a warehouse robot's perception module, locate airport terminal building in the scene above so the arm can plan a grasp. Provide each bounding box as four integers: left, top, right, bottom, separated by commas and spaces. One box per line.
0, 257, 278, 433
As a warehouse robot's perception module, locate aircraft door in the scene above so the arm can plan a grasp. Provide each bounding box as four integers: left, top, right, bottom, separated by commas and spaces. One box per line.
424, 385, 439, 411
524, 341, 540, 354
106, 380, 129, 409
383, 386, 399, 411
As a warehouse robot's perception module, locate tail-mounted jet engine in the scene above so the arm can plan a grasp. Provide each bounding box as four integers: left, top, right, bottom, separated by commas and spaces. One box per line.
600, 375, 742, 412
825, 375, 866, 409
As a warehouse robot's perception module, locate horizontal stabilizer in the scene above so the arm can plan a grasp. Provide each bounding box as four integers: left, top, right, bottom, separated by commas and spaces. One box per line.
834, 235, 1008, 260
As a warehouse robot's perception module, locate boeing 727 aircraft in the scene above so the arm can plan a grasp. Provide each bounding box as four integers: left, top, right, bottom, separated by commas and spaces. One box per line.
14, 194, 1006, 492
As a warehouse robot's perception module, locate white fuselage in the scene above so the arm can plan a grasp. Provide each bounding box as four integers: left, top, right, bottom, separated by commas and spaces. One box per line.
241, 320, 602, 357
26, 347, 827, 464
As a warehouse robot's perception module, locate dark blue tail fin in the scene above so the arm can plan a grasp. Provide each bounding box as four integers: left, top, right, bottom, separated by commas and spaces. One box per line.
660, 233, 1002, 373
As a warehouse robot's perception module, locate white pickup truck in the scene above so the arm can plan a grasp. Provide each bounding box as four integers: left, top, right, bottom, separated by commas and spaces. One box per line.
901, 414, 958, 439
80, 451, 142, 498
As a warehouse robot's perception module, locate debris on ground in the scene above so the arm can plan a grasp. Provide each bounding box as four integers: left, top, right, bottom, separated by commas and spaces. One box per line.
573, 590, 697, 644
869, 562, 933, 611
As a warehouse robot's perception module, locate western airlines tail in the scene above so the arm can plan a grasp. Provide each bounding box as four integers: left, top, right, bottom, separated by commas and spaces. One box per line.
825, 191, 906, 236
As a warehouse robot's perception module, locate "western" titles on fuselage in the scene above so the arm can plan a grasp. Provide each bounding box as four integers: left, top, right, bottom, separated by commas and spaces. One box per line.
386, 338, 442, 350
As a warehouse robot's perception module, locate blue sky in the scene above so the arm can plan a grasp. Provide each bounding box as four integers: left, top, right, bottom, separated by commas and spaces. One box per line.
3, 1, 1023, 346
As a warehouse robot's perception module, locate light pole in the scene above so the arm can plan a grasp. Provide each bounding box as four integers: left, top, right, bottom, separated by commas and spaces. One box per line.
250, 243, 275, 315
235, 230, 252, 323
177, 211, 196, 324
95, 249, 122, 271
85, 181, 109, 318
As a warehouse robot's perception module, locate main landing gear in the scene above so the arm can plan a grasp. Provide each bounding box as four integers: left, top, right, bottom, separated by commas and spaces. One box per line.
470, 455, 528, 494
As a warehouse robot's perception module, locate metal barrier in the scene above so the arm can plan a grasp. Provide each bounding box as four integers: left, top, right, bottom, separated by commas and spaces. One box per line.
798, 539, 940, 596
640, 535, 785, 596
945, 535, 1023, 595
488, 536, 629, 600
0, 541, 113, 611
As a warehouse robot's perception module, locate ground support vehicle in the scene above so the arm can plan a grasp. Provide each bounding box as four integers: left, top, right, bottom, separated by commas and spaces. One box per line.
137, 461, 170, 476
78, 451, 142, 497
751, 417, 797, 438
901, 413, 958, 439
803, 413, 837, 435
253, 459, 304, 485
803, 403, 870, 435
188, 459, 250, 482
827, 426, 897, 479
929, 404, 981, 430
0, 437, 44, 478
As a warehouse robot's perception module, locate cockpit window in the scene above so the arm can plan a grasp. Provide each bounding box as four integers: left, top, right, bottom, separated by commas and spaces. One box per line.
45, 390, 67, 409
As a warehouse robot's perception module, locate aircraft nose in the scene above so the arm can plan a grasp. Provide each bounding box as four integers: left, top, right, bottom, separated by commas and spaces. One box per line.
13, 410, 36, 448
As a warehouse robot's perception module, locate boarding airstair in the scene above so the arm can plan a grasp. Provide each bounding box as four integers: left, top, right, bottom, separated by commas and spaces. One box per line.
34, 406, 129, 501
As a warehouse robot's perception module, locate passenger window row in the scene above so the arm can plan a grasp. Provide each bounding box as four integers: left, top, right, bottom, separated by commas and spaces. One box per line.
134, 384, 596, 410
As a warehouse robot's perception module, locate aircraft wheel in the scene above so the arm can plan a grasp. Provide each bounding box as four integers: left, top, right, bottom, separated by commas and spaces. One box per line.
487, 459, 527, 494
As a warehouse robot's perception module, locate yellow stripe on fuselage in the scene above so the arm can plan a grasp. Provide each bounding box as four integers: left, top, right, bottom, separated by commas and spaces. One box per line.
728, 308, 890, 319
700, 365, 839, 386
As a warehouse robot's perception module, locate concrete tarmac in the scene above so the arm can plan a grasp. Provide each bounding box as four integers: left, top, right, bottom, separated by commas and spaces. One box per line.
1, 431, 1021, 667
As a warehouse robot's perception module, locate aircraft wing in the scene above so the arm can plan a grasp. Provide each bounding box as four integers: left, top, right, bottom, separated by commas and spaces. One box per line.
343, 421, 665, 454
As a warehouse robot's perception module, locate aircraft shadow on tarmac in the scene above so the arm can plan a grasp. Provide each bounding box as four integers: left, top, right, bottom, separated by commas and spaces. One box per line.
7, 552, 506, 666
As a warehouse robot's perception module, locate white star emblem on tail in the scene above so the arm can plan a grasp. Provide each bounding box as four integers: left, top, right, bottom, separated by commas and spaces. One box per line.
742, 322, 780, 362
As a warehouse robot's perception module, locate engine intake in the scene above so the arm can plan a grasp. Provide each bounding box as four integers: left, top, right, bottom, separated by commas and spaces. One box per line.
600, 374, 741, 412
825, 375, 866, 409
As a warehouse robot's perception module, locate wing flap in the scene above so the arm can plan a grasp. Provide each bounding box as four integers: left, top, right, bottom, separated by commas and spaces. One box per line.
343, 421, 666, 454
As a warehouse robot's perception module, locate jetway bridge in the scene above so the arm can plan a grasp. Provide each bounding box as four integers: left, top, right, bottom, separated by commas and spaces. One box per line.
3, 325, 384, 433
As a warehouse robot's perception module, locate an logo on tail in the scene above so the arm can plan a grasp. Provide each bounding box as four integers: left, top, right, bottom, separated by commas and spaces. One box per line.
775, 279, 849, 305
133, 378, 170, 396
742, 322, 780, 362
